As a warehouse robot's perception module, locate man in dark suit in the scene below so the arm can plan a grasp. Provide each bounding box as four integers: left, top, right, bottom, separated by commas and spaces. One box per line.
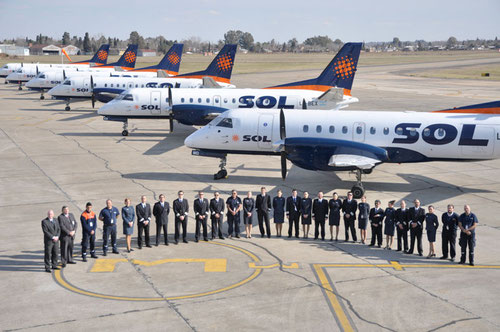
210, 192, 225, 240
406, 199, 425, 256
153, 194, 170, 246
286, 189, 302, 238
342, 192, 358, 242
194, 191, 210, 242
312, 192, 329, 240
441, 204, 459, 261
255, 187, 272, 238
173, 190, 189, 244
58, 206, 77, 267
136, 195, 152, 249
395, 200, 409, 252
41, 210, 60, 272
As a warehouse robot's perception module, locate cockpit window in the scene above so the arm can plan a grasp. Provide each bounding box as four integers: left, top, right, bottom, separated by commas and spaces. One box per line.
123, 94, 133, 101
37, 73, 46, 79
1, 65, 7, 69
216, 118, 233, 128
16, 68, 23, 73
63, 79, 71, 85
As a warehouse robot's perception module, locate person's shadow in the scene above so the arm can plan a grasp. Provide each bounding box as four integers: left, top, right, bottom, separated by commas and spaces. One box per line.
0, 250, 46, 272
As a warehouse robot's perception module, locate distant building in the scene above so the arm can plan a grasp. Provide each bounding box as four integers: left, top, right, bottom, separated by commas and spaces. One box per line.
29, 44, 80, 56
0, 44, 29, 56
138, 49, 157, 57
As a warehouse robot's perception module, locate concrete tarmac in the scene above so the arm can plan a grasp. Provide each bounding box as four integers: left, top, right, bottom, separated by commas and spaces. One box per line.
1, 56, 500, 331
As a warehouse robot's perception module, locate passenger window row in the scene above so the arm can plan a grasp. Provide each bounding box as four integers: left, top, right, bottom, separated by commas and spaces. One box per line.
302, 124, 391, 136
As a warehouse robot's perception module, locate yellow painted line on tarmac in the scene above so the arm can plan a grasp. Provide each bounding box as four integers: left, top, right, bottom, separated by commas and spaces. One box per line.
313, 264, 354, 332
316, 262, 500, 271
90, 258, 127, 272
248, 262, 299, 269
90, 258, 227, 273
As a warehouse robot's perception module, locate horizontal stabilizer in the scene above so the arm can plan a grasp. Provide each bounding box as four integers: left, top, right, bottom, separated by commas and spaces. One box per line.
202, 76, 222, 88
157, 70, 168, 78
318, 87, 344, 102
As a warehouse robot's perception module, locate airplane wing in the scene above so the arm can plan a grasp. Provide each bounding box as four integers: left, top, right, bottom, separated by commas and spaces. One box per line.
328, 154, 381, 170
202, 76, 222, 88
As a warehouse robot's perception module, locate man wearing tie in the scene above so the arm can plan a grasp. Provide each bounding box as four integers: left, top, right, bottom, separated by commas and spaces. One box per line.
395, 201, 409, 252
312, 192, 329, 241
41, 210, 60, 272
58, 206, 77, 267
136, 195, 152, 249
210, 192, 225, 240
80, 202, 98, 262
194, 191, 210, 242
173, 191, 189, 244
406, 199, 425, 256
342, 192, 358, 242
441, 204, 459, 261
286, 189, 302, 238
255, 187, 272, 238
153, 194, 170, 246
99, 199, 120, 255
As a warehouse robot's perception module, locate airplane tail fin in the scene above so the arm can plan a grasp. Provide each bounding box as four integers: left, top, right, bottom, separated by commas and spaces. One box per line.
267, 42, 362, 94
434, 100, 500, 114
135, 43, 183, 75
88, 44, 110, 64
109, 44, 138, 68
176, 44, 237, 83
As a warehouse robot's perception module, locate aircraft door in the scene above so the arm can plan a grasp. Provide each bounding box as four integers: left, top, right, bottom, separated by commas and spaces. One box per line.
257, 114, 274, 149
353, 122, 366, 142
150, 91, 161, 114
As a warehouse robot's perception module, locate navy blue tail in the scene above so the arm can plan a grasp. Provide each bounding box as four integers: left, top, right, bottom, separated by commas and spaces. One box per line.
107, 44, 138, 68
176, 44, 237, 83
72, 44, 109, 64
268, 42, 362, 92
133, 43, 184, 75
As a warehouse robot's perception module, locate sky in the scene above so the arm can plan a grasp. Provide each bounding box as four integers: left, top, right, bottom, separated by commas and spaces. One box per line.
0, 0, 499, 43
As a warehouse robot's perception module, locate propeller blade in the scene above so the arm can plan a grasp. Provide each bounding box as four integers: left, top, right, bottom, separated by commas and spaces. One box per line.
90, 75, 95, 108
62, 70, 66, 80
302, 98, 307, 110
169, 116, 174, 133
91, 94, 95, 108
168, 87, 173, 108
36, 66, 39, 76
279, 108, 286, 140
281, 151, 287, 180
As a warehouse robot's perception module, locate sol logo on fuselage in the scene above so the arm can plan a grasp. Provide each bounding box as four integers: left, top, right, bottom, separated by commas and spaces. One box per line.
238, 95, 295, 109
141, 105, 161, 110
393, 123, 489, 146
242, 135, 272, 142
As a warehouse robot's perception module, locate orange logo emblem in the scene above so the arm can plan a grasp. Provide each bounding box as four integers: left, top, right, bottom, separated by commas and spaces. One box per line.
167, 53, 180, 65
333, 56, 355, 79
97, 50, 108, 60
124, 51, 137, 63
232, 135, 239, 141
216, 54, 233, 71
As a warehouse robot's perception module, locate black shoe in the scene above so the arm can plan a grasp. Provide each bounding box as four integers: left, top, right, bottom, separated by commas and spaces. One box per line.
261, 234, 265, 238
418, 253, 423, 257
68, 261, 77, 264
296, 235, 299, 239
165, 243, 169, 246
368, 244, 374, 247
127, 249, 130, 253
204, 238, 208, 241
129, 249, 134, 252
236, 235, 240, 238
183, 240, 188, 243
146, 245, 152, 248
396, 249, 402, 252
45, 268, 51, 273
138, 246, 142, 250
469, 262, 474, 266
314, 237, 318, 240
321, 238, 325, 241
155, 244, 159, 247
82, 257, 87, 262
103, 252, 107, 256
113, 250, 119, 254
174, 241, 178, 245
404, 251, 411, 254
450, 257, 455, 262
440, 256, 447, 260
267, 235, 271, 238
91, 254, 98, 258
287, 235, 291, 238
212, 237, 216, 240
51, 266, 59, 270
378, 245, 382, 248
61, 263, 66, 267
219, 237, 225, 240
195, 239, 199, 243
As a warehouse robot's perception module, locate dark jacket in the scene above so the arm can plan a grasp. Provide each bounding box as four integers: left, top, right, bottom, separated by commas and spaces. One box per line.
210, 198, 225, 219
80, 210, 97, 234
357, 202, 370, 220
342, 199, 358, 220
396, 208, 409, 229
255, 194, 271, 213
425, 213, 439, 231
194, 198, 209, 219
42, 217, 61, 243
58, 213, 77, 238
301, 197, 312, 217
409, 206, 426, 229
441, 212, 459, 233
286, 196, 302, 217
173, 199, 189, 219
243, 197, 255, 214
369, 207, 384, 226
312, 199, 329, 222
136, 203, 152, 224
153, 201, 170, 225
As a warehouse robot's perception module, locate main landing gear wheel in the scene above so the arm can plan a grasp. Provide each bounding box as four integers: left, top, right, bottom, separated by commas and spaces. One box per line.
122, 130, 129, 136
121, 121, 129, 136
65, 106, 71, 111
351, 169, 366, 199
214, 156, 228, 180
40, 95, 45, 100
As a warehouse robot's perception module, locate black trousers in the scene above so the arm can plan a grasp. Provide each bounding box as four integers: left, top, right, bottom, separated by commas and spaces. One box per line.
60, 235, 74, 264
81, 232, 95, 257
137, 222, 150, 247
156, 221, 168, 245
370, 224, 382, 245
44, 240, 59, 269
211, 216, 224, 239
227, 213, 240, 236
175, 217, 187, 241
442, 230, 457, 259
396, 226, 408, 251
195, 216, 208, 240
257, 211, 271, 237
344, 217, 357, 241
408, 226, 423, 254
459, 232, 475, 263
314, 219, 325, 240
103, 224, 117, 252
288, 213, 300, 237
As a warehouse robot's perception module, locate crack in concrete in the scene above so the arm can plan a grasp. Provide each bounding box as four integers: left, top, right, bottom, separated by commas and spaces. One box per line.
427, 317, 482, 331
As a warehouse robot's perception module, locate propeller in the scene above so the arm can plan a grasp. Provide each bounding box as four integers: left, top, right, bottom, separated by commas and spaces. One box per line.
36, 66, 39, 76
168, 87, 174, 132
90, 75, 95, 108
62, 70, 66, 80
302, 98, 307, 110
279, 108, 287, 180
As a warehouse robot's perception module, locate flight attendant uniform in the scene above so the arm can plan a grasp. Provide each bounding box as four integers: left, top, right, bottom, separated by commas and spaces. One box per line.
357, 202, 370, 230
425, 213, 439, 243
328, 198, 342, 226
301, 197, 312, 225
273, 196, 286, 224
384, 207, 396, 237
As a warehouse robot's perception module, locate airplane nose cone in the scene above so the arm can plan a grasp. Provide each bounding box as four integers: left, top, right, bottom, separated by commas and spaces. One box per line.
47, 87, 56, 96
184, 133, 195, 148
97, 103, 112, 116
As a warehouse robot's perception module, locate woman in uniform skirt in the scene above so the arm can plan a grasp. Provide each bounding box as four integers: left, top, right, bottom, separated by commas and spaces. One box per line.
301, 191, 312, 238
243, 191, 255, 239
122, 198, 135, 253
273, 189, 286, 237
425, 205, 439, 258
328, 192, 342, 241
357, 196, 370, 244
384, 200, 396, 249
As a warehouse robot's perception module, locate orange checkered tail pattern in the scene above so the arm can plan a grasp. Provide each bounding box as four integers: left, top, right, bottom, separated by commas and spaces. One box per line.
132, 43, 184, 75
71, 44, 109, 65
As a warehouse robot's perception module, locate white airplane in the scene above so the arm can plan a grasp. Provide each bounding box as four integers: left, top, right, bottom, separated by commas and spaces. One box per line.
184, 101, 500, 197
3, 44, 111, 86
50, 44, 237, 115
97, 43, 362, 136
26, 44, 185, 99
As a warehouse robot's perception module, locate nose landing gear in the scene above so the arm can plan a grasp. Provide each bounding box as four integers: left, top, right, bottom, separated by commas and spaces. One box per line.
122, 121, 129, 136
214, 156, 228, 180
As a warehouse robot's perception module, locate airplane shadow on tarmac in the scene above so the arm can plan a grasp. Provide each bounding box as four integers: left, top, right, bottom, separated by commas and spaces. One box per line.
0, 250, 46, 272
